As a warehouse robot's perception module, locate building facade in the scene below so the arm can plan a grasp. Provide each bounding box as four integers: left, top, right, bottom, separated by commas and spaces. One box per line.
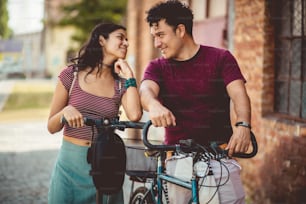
0, 39, 23, 78
43, 0, 79, 77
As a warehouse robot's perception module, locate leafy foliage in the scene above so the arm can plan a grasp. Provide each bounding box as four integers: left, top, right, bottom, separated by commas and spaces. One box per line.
59, 0, 127, 45
0, 0, 12, 39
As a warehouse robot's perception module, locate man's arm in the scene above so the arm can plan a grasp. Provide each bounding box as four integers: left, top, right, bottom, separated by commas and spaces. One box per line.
139, 80, 176, 127
226, 79, 251, 156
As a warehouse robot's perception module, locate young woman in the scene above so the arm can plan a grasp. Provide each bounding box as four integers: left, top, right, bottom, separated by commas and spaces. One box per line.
47, 23, 142, 204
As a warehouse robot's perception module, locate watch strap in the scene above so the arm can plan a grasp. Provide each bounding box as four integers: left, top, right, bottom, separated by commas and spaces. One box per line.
235, 121, 251, 129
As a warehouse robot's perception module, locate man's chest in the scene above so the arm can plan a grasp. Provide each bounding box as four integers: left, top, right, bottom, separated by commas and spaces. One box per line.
160, 64, 221, 97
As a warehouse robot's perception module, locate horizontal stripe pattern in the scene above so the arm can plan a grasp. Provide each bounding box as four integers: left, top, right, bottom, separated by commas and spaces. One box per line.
59, 66, 126, 140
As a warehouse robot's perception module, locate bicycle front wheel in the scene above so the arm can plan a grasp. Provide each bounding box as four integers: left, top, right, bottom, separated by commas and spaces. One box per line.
129, 186, 154, 204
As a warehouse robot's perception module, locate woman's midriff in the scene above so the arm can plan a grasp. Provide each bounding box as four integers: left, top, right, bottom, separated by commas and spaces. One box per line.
63, 135, 92, 147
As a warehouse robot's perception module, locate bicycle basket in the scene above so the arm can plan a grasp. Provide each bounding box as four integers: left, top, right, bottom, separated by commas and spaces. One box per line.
124, 139, 157, 174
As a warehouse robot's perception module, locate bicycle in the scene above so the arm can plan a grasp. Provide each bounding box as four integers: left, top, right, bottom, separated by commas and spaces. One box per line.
127, 120, 258, 204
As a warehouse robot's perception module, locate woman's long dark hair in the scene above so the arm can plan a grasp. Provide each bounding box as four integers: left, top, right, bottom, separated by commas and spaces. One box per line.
72, 23, 126, 78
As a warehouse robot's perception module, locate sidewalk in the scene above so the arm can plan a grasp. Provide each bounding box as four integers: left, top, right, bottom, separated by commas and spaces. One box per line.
0, 120, 62, 204
0, 119, 141, 204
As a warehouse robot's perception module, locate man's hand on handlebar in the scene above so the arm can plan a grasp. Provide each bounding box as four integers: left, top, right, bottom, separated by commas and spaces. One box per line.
226, 127, 251, 157
148, 102, 176, 127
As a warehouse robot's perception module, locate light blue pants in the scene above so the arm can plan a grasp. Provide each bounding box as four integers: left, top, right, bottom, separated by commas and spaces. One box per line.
48, 139, 123, 204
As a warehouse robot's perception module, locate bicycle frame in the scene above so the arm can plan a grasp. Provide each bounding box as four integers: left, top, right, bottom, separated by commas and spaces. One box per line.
155, 155, 199, 204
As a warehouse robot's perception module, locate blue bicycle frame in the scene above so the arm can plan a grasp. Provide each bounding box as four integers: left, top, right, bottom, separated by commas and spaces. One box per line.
156, 156, 199, 204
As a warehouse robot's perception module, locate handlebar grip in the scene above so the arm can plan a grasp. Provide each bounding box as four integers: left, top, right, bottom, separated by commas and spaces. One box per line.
61, 116, 93, 125
142, 120, 177, 151
231, 131, 258, 158
62, 116, 145, 130
60, 116, 87, 123
60, 115, 66, 124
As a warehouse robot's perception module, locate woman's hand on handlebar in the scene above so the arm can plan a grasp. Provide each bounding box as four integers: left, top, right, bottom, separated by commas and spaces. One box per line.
61, 105, 84, 128
148, 102, 176, 127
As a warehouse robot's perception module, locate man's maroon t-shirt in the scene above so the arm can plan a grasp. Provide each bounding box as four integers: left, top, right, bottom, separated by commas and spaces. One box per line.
142, 45, 246, 145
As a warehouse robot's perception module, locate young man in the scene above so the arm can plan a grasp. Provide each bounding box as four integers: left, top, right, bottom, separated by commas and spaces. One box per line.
139, 1, 252, 203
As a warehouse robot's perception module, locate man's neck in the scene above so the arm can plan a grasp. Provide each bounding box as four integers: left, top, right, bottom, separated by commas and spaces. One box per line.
173, 40, 200, 61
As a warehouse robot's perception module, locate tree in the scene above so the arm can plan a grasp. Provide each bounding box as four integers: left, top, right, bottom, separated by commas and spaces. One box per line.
59, 0, 127, 45
0, 0, 12, 39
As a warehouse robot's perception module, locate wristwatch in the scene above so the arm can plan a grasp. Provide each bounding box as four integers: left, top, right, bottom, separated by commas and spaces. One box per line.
235, 121, 251, 129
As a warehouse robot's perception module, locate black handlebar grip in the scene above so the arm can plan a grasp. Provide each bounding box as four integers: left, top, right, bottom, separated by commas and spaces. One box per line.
61, 116, 93, 126
142, 120, 177, 151
60, 115, 67, 124
231, 131, 258, 158
63, 116, 146, 130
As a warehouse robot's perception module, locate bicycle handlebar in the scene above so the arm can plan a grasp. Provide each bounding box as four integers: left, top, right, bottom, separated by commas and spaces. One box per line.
142, 120, 258, 158
142, 121, 177, 151
61, 116, 145, 130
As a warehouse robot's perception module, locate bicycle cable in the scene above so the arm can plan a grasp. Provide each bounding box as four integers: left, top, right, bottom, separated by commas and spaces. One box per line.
195, 157, 230, 203
198, 159, 230, 188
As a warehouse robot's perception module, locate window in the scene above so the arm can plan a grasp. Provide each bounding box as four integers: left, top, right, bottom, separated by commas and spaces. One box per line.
191, 0, 227, 21
273, 0, 306, 120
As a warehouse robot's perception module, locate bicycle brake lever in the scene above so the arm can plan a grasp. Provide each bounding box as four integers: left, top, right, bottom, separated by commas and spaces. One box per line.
179, 139, 196, 153
210, 142, 227, 155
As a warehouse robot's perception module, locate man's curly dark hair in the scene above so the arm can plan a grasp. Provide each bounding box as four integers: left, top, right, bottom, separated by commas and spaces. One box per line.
146, 0, 194, 35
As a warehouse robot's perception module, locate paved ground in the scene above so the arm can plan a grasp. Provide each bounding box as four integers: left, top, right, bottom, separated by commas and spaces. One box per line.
0, 80, 58, 203
0, 120, 62, 204
0, 120, 144, 204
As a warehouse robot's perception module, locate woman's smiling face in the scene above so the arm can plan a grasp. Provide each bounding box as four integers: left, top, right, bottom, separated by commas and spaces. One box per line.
101, 28, 129, 60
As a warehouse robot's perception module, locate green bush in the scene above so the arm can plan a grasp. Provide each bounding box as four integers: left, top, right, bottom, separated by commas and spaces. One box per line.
3, 92, 53, 110
2, 81, 54, 111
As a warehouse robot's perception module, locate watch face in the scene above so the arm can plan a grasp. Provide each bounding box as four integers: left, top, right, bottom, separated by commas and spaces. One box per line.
193, 161, 208, 177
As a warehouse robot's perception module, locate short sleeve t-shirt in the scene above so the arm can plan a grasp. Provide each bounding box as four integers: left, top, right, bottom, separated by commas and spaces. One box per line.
59, 66, 127, 140
142, 45, 245, 145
